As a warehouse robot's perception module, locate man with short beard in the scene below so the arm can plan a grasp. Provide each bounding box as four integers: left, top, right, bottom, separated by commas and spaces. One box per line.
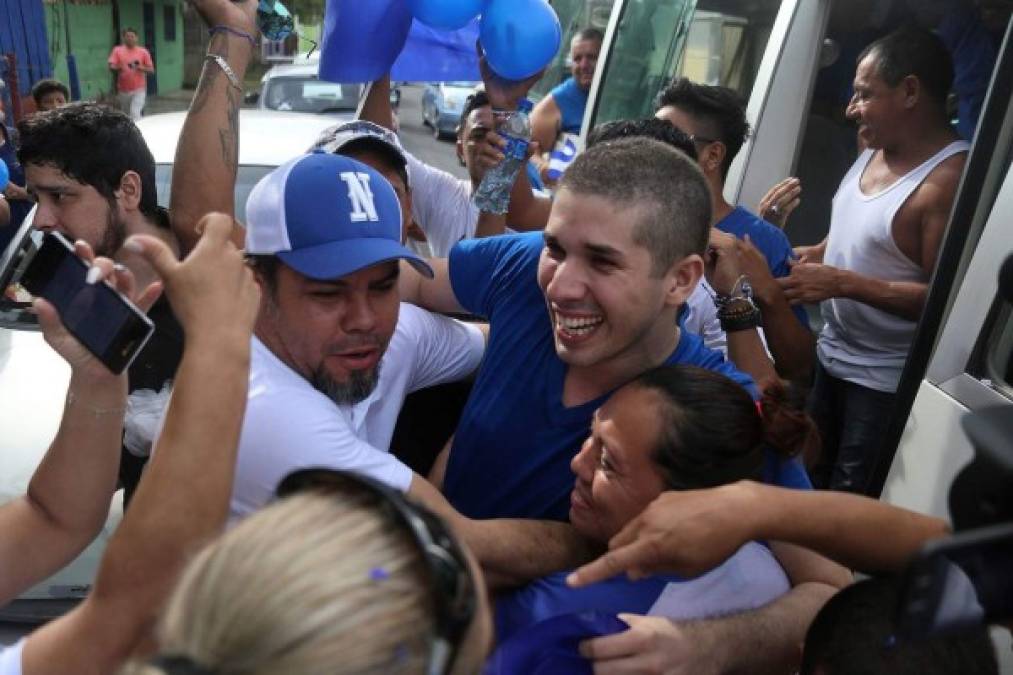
18, 102, 182, 504
227, 151, 486, 522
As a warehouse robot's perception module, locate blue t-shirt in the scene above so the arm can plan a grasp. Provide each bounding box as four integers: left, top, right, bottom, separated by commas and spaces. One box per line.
484, 612, 627, 675
716, 207, 809, 328
548, 77, 588, 135
445, 232, 759, 521
495, 571, 681, 644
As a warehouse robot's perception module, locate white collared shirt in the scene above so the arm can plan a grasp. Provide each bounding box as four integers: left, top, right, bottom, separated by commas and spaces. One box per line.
228, 303, 484, 523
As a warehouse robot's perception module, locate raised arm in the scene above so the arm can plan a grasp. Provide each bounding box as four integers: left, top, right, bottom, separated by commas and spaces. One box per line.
358, 75, 397, 131
168, 0, 257, 254
0, 245, 161, 604
475, 47, 554, 231
736, 235, 814, 380
22, 214, 260, 675
706, 230, 777, 386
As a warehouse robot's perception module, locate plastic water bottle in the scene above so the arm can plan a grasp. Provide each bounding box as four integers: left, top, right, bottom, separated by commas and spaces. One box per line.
473, 99, 533, 214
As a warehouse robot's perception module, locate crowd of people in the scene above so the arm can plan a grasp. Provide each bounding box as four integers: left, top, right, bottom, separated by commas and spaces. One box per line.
0, 0, 1007, 672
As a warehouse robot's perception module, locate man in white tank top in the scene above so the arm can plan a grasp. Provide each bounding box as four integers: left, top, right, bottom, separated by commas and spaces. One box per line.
778, 27, 969, 493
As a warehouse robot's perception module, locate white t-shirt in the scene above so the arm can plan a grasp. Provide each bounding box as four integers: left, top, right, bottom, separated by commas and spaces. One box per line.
648, 541, 790, 618
229, 303, 485, 522
0, 641, 22, 675
405, 150, 478, 258
683, 279, 725, 354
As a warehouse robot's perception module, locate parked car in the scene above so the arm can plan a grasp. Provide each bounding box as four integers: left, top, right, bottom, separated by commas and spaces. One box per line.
137, 110, 339, 223
247, 62, 360, 117
421, 81, 478, 140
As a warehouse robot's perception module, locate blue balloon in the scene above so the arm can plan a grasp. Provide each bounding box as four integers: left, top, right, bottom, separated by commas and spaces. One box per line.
319, 0, 414, 83
0, 161, 8, 191
479, 0, 561, 81
407, 0, 485, 31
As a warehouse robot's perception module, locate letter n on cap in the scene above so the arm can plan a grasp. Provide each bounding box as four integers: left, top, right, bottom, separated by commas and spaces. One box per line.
340, 172, 379, 222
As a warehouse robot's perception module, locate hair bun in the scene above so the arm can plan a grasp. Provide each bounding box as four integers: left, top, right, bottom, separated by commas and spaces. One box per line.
759, 382, 820, 466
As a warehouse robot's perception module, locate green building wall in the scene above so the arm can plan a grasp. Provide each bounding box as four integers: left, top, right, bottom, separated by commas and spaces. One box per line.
117, 0, 184, 93
45, 0, 183, 101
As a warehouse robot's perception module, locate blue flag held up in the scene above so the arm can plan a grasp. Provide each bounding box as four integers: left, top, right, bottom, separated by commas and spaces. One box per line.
391, 19, 481, 82
319, 0, 414, 83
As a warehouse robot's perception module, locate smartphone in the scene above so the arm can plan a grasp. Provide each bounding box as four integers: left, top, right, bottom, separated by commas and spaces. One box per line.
19, 231, 155, 375
896, 521, 1013, 640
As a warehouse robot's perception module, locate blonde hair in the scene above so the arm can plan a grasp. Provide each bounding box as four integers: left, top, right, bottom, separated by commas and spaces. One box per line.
123, 492, 438, 675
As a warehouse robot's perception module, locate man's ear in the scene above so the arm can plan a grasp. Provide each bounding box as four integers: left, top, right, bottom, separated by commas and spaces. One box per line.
703, 142, 727, 176
902, 74, 920, 109
116, 170, 143, 211
664, 252, 704, 309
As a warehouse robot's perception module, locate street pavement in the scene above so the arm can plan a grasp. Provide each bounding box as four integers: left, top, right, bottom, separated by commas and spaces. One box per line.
144, 83, 468, 180
395, 84, 469, 181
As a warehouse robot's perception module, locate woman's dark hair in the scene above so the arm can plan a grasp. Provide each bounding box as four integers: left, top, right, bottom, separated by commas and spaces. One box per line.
17, 102, 164, 228
632, 365, 820, 490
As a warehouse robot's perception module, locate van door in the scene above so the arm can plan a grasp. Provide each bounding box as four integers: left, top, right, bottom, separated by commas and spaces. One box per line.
876, 23, 1013, 510
582, 0, 831, 201
878, 29, 1012, 668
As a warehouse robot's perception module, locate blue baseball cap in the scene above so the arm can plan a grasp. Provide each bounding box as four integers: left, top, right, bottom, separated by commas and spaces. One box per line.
245, 152, 433, 280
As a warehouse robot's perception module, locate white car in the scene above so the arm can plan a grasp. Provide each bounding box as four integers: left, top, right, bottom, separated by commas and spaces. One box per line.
138, 109, 340, 222
250, 62, 361, 117
0, 110, 337, 633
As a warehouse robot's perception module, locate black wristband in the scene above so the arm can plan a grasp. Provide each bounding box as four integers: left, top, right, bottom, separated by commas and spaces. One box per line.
720, 308, 762, 332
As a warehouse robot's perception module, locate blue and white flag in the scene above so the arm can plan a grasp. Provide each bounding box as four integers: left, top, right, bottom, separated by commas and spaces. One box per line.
546, 132, 580, 182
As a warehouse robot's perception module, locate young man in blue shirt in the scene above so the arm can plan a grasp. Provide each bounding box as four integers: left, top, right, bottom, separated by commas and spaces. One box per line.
400, 135, 847, 673
655, 78, 816, 379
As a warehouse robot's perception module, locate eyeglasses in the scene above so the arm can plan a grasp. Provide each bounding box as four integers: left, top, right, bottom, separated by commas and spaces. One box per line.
274, 468, 477, 675
689, 133, 720, 145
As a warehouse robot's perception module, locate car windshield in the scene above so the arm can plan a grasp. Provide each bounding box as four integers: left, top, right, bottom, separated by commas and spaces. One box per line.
262, 77, 359, 114
154, 164, 273, 224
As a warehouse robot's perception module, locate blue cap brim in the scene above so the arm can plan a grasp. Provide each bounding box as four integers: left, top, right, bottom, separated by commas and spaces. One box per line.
276, 238, 434, 281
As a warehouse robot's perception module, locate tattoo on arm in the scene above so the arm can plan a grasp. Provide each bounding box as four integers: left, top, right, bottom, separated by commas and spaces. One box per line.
220, 86, 240, 172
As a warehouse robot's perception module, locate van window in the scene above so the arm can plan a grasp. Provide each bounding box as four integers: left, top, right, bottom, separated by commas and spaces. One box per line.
593, 0, 784, 125
983, 303, 1013, 398
529, 0, 613, 102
